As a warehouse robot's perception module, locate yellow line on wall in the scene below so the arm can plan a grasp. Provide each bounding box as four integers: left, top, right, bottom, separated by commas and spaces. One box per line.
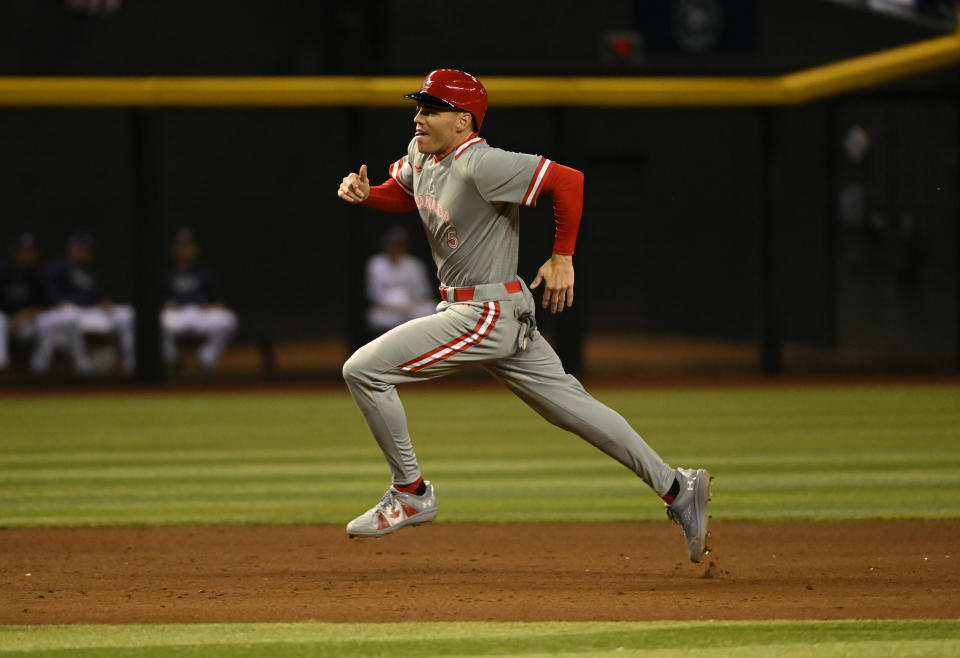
779, 23, 960, 103
0, 25, 956, 108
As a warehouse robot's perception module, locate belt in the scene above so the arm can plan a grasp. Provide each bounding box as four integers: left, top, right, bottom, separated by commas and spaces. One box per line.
439, 279, 523, 302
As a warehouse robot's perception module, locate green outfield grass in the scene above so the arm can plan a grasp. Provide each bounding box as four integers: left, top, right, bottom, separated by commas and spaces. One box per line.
2, 620, 959, 657
0, 383, 958, 526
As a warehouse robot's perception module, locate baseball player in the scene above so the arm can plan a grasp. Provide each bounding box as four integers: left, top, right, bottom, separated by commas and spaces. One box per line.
337, 69, 712, 562
0, 233, 51, 372
162, 228, 238, 371
43, 233, 136, 374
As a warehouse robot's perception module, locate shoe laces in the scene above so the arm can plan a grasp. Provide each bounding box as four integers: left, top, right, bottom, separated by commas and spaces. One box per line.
376, 487, 401, 512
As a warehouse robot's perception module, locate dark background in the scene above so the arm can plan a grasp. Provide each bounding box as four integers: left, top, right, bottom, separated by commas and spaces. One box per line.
0, 0, 957, 376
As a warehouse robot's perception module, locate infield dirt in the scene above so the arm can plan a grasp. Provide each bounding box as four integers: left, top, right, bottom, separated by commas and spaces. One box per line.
3, 520, 958, 624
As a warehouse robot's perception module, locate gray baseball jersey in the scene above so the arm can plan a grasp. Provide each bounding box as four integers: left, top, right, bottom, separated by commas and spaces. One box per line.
344, 136, 677, 500
388, 136, 551, 287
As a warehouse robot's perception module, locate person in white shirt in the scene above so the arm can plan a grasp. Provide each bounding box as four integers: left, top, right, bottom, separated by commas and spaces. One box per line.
366, 226, 436, 334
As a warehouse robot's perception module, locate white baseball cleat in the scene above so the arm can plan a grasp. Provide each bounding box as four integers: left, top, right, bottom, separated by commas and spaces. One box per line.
665, 468, 713, 563
347, 481, 438, 538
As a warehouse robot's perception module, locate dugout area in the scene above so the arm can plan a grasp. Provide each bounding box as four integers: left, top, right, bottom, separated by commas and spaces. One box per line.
0, 0, 958, 384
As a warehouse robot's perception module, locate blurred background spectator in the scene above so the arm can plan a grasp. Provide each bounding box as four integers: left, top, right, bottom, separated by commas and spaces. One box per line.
365, 226, 437, 337
0, 234, 48, 373
44, 233, 136, 374
162, 227, 237, 372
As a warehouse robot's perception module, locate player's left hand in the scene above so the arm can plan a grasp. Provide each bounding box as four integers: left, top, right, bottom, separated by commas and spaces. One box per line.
531, 253, 574, 314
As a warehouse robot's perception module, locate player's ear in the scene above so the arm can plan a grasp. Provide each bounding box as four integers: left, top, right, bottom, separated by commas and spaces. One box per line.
457, 111, 473, 132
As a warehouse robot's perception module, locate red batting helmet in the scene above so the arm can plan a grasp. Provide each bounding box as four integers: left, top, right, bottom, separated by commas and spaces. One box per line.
404, 69, 488, 130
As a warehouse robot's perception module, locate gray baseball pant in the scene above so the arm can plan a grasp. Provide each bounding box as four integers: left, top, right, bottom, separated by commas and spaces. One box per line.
342, 280, 677, 497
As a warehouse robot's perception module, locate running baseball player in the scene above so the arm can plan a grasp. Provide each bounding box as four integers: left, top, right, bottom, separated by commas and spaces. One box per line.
337, 69, 712, 562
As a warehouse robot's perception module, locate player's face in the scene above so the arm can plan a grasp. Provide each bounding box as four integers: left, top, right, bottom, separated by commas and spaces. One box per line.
172, 241, 198, 268
413, 104, 472, 155
68, 243, 92, 265
13, 245, 37, 270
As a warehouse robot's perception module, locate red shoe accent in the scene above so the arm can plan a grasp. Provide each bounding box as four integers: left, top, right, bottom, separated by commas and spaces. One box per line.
393, 477, 424, 494
399, 502, 419, 517
377, 513, 390, 530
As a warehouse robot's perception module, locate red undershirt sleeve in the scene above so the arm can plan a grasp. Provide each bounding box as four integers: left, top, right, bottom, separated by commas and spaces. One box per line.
362, 178, 418, 213
537, 162, 584, 256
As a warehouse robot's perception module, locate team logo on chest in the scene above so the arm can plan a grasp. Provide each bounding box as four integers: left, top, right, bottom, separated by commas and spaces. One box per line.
415, 194, 451, 224
445, 228, 460, 250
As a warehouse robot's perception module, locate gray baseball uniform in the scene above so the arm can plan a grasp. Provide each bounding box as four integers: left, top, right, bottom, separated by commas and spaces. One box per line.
343, 136, 677, 497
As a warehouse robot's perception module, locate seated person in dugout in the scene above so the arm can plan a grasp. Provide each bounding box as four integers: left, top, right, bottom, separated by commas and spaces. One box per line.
43, 232, 136, 375
0, 233, 51, 373
366, 225, 437, 335
162, 227, 237, 371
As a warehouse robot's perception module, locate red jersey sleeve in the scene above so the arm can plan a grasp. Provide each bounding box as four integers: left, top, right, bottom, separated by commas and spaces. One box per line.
536, 161, 584, 256
362, 178, 417, 213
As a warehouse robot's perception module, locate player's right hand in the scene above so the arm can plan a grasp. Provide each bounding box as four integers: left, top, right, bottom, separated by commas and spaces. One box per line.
338, 164, 370, 204
531, 253, 575, 314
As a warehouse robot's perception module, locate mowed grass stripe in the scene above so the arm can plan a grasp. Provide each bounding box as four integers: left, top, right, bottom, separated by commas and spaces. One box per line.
1, 385, 958, 526
2, 445, 958, 468
6, 479, 956, 522
3, 448, 958, 494
3, 448, 959, 483
12, 457, 955, 483
1, 620, 959, 657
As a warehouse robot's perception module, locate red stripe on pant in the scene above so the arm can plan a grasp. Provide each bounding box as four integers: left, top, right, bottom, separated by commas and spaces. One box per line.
397, 301, 500, 372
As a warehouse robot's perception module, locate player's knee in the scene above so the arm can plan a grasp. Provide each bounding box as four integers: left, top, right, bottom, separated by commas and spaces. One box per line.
342, 351, 366, 385
45, 307, 74, 328
113, 305, 134, 325
343, 342, 397, 390
219, 309, 238, 333
344, 345, 391, 387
